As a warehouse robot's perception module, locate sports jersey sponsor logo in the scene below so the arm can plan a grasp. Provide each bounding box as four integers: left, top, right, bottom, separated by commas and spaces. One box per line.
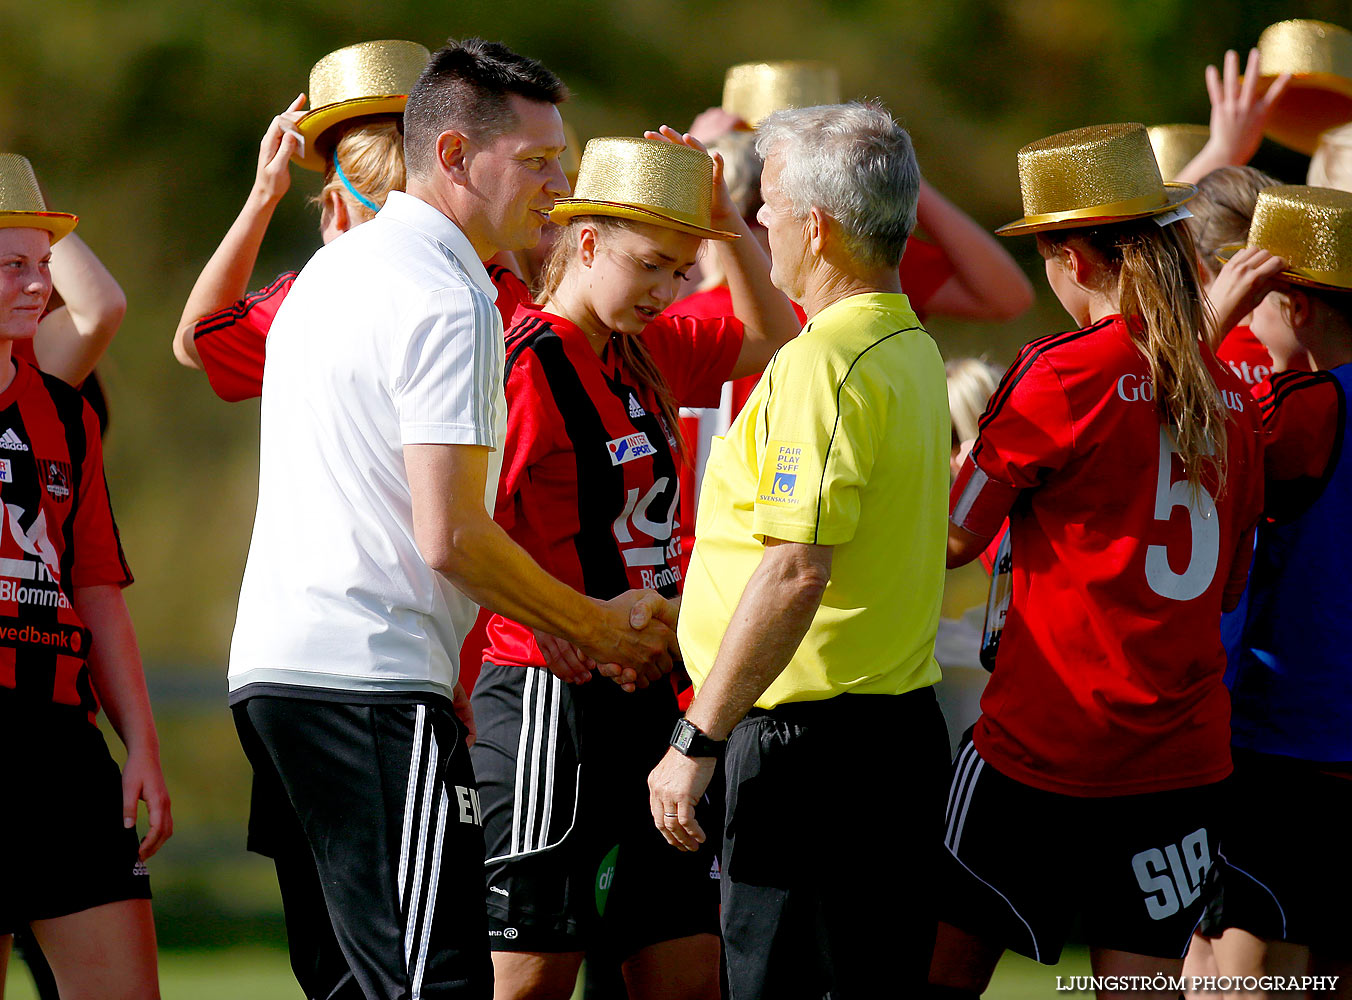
758, 441, 805, 506
1132, 827, 1210, 920
639, 565, 681, 590
628, 394, 646, 419
607, 432, 656, 466
0, 622, 85, 653
1116, 373, 1156, 403
38, 459, 72, 502
0, 578, 72, 609
0, 458, 10, 484
0, 429, 29, 452
613, 477, 679, 568
1219, 388, 1247, 413
1226, 359, 1271, 385
3, 503, 61, 582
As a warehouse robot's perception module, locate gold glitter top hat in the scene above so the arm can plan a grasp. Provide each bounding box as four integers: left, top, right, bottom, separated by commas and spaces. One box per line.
0, 154, 77, 244
1255, 19, 1352, 154
549, 137, 739, 240
997, 123, 1197, 237
1216, 184, 1352, 290
722, 61, 841, 127
1147, 124, 1210, 182
293, 40, 431, 171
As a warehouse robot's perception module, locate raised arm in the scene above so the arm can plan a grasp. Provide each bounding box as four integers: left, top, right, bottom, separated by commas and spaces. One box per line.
173, 95, 305, 369
34, 233, 127, 385
914, 178, 1034, 321
648, 125, 800, 377
1174, 49, 1292, 185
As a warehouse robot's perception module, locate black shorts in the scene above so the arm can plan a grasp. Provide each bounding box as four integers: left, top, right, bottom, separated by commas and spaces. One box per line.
1203, 748, 1352, 948
0, 698, 150, 934
720, 688, 952, 1000
471, 663, 719, 957
233, 693, 492, 999
937, 735, 1224, 963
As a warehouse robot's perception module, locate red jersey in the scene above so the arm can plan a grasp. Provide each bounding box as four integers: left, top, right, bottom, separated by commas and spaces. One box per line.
485, 305, 742, 668
0, 360, 132, 725
1253, 370, 1341, 520
949, 316, 1264, 796
193, 266, 535, 402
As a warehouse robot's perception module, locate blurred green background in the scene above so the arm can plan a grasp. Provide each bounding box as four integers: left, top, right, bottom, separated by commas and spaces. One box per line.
0, 0, 1343, 992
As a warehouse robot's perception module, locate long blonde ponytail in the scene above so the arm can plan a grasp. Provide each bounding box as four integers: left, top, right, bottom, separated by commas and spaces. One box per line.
1041, 220, 1228, 496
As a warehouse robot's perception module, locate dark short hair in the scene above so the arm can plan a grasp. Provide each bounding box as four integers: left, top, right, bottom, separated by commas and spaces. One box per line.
404, 38, 567, 176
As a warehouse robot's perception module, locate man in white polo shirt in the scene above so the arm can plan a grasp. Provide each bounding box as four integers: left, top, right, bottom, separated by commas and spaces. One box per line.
228, 39, 679, 1000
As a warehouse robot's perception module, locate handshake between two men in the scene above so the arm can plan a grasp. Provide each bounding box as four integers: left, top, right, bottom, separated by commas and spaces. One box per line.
533, 590, 682, 693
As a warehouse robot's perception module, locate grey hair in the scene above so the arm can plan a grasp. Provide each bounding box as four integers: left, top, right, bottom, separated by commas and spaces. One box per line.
755, 101, 919, 270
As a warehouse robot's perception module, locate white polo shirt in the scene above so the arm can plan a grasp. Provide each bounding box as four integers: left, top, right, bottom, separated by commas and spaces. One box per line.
228, 191, 506, 703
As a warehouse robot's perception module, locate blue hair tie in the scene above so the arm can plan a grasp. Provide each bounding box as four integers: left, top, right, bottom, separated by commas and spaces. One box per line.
334, 154, 381, 214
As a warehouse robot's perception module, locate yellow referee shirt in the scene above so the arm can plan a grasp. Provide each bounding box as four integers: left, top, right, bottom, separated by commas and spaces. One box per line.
679, 292, 948, 708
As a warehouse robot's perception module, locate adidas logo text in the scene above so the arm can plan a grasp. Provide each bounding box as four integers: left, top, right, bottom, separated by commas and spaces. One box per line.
0, 430, 28, 452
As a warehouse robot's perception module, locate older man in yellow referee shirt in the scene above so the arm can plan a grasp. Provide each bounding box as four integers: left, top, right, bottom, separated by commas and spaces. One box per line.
647, 102, 953, 999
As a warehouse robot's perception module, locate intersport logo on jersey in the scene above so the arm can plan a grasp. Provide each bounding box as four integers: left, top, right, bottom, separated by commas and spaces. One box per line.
607, 433, 656, 466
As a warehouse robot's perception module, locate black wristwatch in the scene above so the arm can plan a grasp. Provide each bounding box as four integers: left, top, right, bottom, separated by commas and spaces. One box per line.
669, 718, 726, 759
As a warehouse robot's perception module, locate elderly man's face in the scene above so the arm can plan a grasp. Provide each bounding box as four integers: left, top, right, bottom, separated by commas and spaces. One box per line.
756, 153, 808, 300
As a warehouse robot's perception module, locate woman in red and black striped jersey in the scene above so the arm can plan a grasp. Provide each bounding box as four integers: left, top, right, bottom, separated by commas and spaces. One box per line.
170, 40, 534, 402
470, 130, 799, 999
930, 125, 1265, 999
0, 189, 169, 998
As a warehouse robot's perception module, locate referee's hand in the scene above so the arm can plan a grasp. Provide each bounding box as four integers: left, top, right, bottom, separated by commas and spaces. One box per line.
122, 748, 172, 860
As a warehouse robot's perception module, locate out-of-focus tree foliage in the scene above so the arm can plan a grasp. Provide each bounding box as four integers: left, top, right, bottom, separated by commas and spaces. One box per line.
0, 0, 1341, 662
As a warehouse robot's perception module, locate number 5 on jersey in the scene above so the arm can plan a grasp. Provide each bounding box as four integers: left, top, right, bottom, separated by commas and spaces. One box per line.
1145, 427, 1219, 602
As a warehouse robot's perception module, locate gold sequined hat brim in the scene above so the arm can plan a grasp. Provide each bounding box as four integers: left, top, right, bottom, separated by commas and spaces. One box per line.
1216, 242, 1352, 290
996, 183, 1197, 237
549, 199, 740, 240
293, 95, 408, 171
0, 212, 78, 244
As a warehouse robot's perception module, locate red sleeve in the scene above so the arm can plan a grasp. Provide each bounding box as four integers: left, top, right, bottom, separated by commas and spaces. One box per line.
487, 265, 534, 329
193, 272, 294, 402
898, 236, 957, 315
1254, 372, 1340, 481
1222, 523, 1256, 613
496, 352, 565, 531
950, 350, 1074, 539
1253, 370, 1343, 519
71, 403, 133, 589
640, 313, 745, 408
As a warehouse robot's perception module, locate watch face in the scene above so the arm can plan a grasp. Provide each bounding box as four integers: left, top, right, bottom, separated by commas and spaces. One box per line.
673, 722, 693, 753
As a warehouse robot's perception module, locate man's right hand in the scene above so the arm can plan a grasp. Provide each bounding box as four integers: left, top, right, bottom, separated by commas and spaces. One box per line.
579, 590, 680, 692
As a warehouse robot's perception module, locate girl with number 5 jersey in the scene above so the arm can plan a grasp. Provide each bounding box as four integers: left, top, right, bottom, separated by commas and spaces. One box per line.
930, 124, 1264, 1000
471, 130, 799, 1000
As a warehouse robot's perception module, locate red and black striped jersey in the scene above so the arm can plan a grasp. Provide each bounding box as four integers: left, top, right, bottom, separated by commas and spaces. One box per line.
1253, 368, 1342, 521
0, 359, 132, 724
193, 266, 535, 403
950, 316, 1264, 797
484, 305, 742, 669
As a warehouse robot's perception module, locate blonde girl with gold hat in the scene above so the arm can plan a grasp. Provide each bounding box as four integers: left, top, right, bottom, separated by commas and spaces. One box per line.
934, 124, 1266, 1000
469, 128, 798, 1000
0, 155, 170, 1000
171, 39, 532, 401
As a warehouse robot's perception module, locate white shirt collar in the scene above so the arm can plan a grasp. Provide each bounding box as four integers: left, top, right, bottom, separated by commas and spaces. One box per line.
379, 191, 497, 300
